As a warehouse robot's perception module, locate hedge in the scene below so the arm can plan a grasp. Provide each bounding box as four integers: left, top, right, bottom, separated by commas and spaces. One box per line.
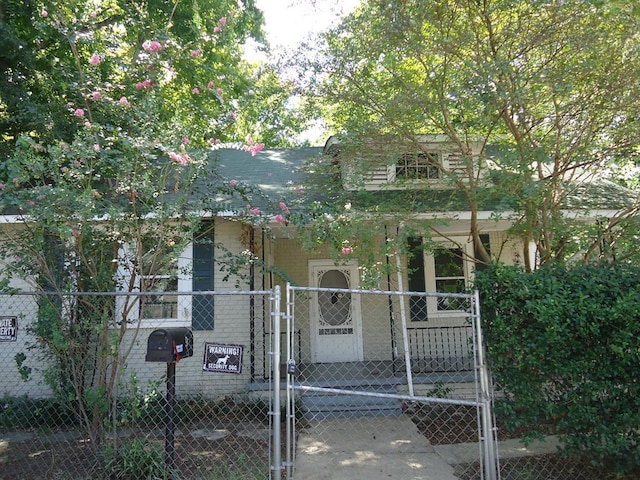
475, 262, 640, 476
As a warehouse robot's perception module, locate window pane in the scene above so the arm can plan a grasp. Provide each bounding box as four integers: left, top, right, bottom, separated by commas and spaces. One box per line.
436, 278, 465, 294
396, 152, 440, 180
434, 248, 463, 277
140, 277, 178, 319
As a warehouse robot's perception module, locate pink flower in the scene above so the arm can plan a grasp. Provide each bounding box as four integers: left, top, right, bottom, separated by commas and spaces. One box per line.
294, 185, 304, 193
213, 26, 221, 33
89, 54, 101, 65
207, 80, 215, 90
190, 49, 202, 58
91, 91, 102, 100
279, 202, 290, 214
216, 87, 223, 96
41, 8, 48, 17
74, 108, 85, 118
208, 138, 221, 145
0, 183, 5, 190
251, 208, 261, 215
341, 247, 353, 255
192, 87, 199, 94
93, 143, 101, 152
229, 180, 237, 187
274, 214, 285, 225
169, 151, 189, 166
181, 136, 190, 144
218, 17, 227, 26
90, 11, 97, 18
84, 120, 92, 128
119, 96, 130, 107
242, 142, 264, 156
142, 40, 163, 53
135, 79, 152, 89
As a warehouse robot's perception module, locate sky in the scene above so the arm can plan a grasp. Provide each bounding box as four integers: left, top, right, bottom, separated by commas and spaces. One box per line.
253, 0, 360, 51
244, 1, 360, 144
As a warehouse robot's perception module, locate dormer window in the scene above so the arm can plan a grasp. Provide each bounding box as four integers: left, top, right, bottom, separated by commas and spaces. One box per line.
337, 134, 483, 191
395, 152, 441, 180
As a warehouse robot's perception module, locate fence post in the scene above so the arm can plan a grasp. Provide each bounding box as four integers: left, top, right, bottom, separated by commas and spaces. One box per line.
395, 246, 415, 396
270, 286, 282, 479
285, 283, 295, 479
473, 290, 499, 480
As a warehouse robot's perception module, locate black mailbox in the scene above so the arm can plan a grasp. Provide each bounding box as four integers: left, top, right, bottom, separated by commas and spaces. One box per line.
145, 328, 193, 362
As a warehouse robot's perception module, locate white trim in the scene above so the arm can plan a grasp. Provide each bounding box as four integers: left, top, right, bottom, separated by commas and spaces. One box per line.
411, 236, 474, 321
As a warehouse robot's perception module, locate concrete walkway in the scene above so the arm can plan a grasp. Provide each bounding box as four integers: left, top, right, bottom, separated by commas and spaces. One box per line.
293, 416, 561, 480
293, 416, 459, 480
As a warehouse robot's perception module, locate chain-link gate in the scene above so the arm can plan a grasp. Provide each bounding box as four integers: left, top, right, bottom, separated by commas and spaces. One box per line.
280, 284, 499, 480
0, 289, 282, 480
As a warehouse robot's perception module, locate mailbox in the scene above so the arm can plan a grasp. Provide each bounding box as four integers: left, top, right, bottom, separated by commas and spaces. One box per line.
145, 328, 193, 362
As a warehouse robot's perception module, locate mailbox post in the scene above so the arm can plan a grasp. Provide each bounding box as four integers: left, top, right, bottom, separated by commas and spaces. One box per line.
145, 328, 193, 471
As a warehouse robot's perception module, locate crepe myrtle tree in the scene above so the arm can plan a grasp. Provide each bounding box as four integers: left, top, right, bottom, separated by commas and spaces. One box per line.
0, 0, 270, 448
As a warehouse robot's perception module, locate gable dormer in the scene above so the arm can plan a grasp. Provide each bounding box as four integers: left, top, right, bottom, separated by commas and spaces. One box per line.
329, 135, 484, 191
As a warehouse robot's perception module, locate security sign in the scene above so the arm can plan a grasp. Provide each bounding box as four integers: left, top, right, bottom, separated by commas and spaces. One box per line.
0, 316, 17, 342
203, 343, 243, 374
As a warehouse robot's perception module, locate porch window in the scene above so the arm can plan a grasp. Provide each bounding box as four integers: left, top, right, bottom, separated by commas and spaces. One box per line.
433, 247, 466, 311
408, 237, 471, 319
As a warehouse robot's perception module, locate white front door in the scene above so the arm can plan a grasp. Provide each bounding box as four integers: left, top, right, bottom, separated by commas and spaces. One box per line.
309, 260, 363, 363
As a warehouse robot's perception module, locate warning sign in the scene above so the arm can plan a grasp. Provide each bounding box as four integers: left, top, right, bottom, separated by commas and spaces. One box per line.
0, 316, 17, 342
203, 343, 243, 374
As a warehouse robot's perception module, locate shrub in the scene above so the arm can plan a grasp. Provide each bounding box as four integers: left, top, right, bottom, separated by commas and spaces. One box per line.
475, 262, 640, 476
0, 395, 77, 430
104, 437, 175, 480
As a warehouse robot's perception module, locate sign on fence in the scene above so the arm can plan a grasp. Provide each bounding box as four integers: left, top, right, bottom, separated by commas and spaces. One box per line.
0, 316, 17, 342
202, 342, 244, 374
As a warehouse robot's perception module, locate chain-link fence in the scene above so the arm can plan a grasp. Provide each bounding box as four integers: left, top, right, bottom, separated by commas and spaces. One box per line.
282, 284, 499, 480
1, 286, 619, 480
0, 290, 279, 480
281, 283, 614, 480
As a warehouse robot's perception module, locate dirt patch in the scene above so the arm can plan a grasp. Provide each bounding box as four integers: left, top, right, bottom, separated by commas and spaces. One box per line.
0, 424, 272, 480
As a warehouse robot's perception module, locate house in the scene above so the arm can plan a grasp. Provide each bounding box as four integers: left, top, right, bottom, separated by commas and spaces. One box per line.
1, 135, 634, 402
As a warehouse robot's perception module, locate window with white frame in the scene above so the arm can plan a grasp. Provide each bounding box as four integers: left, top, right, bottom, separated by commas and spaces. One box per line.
407, 237, 471, 319
116, 241, 192, 328
432, 247, 466, 311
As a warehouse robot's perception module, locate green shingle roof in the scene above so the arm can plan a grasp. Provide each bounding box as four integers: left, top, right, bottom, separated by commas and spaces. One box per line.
209, 146, 636, 215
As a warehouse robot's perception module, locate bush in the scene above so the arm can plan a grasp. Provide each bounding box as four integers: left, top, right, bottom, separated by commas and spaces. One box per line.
0, 395, 78, 430
104, 437, 175, 480
475, 262, 640, 476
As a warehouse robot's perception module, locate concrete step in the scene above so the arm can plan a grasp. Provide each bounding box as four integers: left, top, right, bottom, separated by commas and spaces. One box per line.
300, 385, 403, 419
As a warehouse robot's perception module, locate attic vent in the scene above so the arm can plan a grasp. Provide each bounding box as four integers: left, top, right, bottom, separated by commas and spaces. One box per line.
396, 152, 440, 180
444, 153, 468, 174
363, 165, 393, 186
